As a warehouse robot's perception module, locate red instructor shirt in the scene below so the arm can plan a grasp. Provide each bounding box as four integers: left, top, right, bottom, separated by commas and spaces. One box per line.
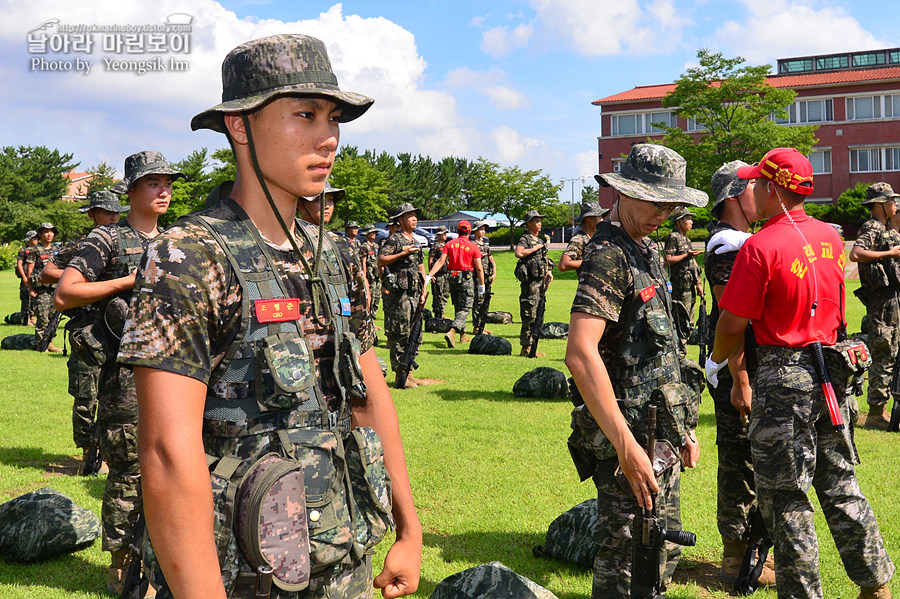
442, 236, 482, 271
719, 210, 846, 347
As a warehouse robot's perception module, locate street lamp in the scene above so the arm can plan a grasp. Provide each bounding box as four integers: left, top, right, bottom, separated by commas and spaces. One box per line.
560, 176, 586, 242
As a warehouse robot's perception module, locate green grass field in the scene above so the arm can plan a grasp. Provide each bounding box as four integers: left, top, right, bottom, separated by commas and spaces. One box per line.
0, 248, 896, 599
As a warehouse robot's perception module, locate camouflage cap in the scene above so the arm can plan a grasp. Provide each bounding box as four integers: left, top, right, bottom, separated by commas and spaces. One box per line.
595, 143, 708, 207
38, 222, 57, 232
191, 34, 374, 134
520, 209, 545, 225
300, 181, 346, 203
120, 151, 185, 191
470, 221, 487, 231
670, 206, 693, 221
78, 190, 128, 213
574, 202, 608, 224
862, 182, 900, 205
710, 160, 750, 216
360, 224, 377, 235
345, 220, 360, 229
434, 225, 450, 234
24, 230, 37, 241
391, 202, 419, 220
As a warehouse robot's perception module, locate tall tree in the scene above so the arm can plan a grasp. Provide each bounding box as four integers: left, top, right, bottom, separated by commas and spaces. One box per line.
85, 161, 118, 197
329, 155, 392, 227
657, 49, 819, 219
164, 148, 213, 226
0, 145, 77, 208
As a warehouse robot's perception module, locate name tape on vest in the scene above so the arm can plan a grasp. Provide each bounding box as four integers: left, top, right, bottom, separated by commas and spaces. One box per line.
254, 299, 301, 323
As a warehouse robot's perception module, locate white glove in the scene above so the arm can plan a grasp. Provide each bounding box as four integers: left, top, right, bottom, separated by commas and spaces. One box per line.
477, 284, 486, 295
708, 230, 752, 255
705, 356, 728, 388
424, 274, 433, 286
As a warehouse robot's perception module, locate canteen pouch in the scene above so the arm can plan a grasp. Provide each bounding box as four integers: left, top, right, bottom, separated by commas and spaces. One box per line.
514, 261, 527, 283
235, 453, 310, 592
256, 332, 317, 412
70, 323, 110, 368
528, 256, 544, 278
652, 381, 698, 445
345, 427, 393, 552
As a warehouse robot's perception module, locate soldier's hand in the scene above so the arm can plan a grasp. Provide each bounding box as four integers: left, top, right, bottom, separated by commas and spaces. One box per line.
374, 536, 421, 598
618, 438, 658, 511
403, 244, 420, 255
680, 430, 699, 468
29, 289, 37, 298
730, 379, 752, 421
890, 245, 900, 258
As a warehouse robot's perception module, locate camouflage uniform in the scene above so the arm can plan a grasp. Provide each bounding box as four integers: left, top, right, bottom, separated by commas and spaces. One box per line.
562, 229, 591, 275
853, 217, 900, 410
357, 238, 381, 320
16, 244, 33, 319
570, 221, 693, 599
381, 231, 424, 374
472, 235, 494, 332
24, 241, 57, 338
52, 234, 102, 449
119, 199, 379, 598
68, 221, 152, 552
705, 220, 757, 543
516, 232, 551, 348
665, 228, 699, 348
428, 237, 450, 318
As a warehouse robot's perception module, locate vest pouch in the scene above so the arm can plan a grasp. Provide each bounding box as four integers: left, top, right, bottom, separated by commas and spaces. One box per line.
335, 333, 367, 401
345, 427, 393, 552
528, 257, 544, 279
643, 304, 672, 351
283, 428, 354, 573
235, 453, 310, 592
256, 332, 316, 412
569, 404, 617, 463
70, 323, 110, 368
651, 382, 697, 446
514, 261, 527, 283
860, 261, 890, 291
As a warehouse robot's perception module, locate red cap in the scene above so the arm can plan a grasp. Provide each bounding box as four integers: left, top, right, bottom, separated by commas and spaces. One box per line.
457, 220, 471, 232
736, 147, 814, 195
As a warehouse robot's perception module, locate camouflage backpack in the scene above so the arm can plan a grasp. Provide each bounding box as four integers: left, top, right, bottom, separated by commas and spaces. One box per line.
513, 367, 569, 399
533, 498, 600, 569
431, 561, 559, 599
539, 321, 569, 339
468, 334, 512, 356
3, 311, 25, 325
0, 487, 100, 562
1, 333, 38, 351
425, 316, 454, 334
485, 311, 513, 324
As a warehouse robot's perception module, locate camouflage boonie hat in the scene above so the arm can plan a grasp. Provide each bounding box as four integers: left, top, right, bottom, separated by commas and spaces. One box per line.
119, 151, 185, 191
434, 225, 449, 234
360, 224, 377, 235
574, 202, 608, 224
78, 190, 128, 213
191, 34, 374, 134
863, 182, 900, 205
520, 209, 545, 225
24, 230, 37, 241
391, 202, 419, 220
345, 221, 360, 229
38, 222, 57, 233
301, 181, 346, 203
711, 160, 750, 216
670, 206, 693, 221
108, 180, 127, 195
596, 143, 708, 207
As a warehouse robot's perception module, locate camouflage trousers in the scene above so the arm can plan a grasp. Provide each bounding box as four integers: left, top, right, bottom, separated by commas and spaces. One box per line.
98, 362, 142, 552
710, 373, 757, 542
591, 456, 682, 599
519, 278, 543, 347
19, 283, 32, 318
670, 287, 695, 349
751, 346, 894, 598
32, 288, 55, 338
68, 330, 101, 448
865, 298, 900, 407
448, 272, 474, 334
431, 273, 449, 319
368, 277, 382, 322
472, 281, 492, 332
383, 288, 420, 373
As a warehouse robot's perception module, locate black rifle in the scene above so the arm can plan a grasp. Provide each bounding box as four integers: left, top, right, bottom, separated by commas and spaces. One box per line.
120, 510, 150, 599
395, 296, 426, 389
889, 352, 900, 432
81, 411, 103, 476
697, 291, 708, 366
735, 505, 772, 595
37, 310, 63, 353
527, 280, 548, 358
472, 287, 493, 336
255, 564, 274, 599
631, 405, 697, 599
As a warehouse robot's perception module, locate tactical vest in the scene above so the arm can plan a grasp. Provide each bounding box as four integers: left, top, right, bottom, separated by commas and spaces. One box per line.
476, 238, 494, 278
517, 233, 548, 280
98, 223, 147, 340
177, 199, 389, 594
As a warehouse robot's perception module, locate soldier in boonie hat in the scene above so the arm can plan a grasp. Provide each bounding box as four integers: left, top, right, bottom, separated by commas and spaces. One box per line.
520, 209, 545, 226
24, 230, 37, 242
118, 151, 185, 192
78, 190, 128, 214
38, 221, 58, 233
862, 182, 900, 205
596, 143, 708, 208
391, 202, 420, 221
434, 225, 450, 234
710, 160, 750, 218
359, 224, 377, 235
561, 203, 608, 275
573, 202, 608, 225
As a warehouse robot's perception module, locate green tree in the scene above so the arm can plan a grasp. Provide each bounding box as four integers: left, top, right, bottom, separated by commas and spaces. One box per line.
85, 161, 118, 197
657, 49, 819, 220
0, 145, 77, 208
329, 155, 392, 227
164, 148, 214, 226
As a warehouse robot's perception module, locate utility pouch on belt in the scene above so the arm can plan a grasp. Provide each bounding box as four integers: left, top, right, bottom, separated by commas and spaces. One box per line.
335, 333, 367, 401
70, 323, 110, 368
514, 261, 527, 283
345, 427, 394, 552
652, 381, 699, 444
568, 403, 617, 481
822, 338, 871, 394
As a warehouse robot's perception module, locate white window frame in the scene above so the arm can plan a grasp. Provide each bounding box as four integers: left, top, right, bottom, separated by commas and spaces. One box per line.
773, 98, 833, 124
612, 159, 624, 173
809, 149, 832, 175
846, 95, 884, 121
607, 110, 676, 137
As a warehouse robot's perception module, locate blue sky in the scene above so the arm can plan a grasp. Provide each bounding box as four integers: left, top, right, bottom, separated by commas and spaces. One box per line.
0, 0, 897, 203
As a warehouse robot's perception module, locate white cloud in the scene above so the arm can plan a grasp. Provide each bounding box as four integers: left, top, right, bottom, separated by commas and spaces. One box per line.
483, 85, 529, 110
444, 67, 528, 111
480, 22, 534, 58
491, 125, 544, 163
712, 1, 886, 64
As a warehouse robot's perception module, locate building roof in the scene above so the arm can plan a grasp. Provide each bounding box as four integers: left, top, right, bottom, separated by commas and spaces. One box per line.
593, 66, 900, 106
63, 171, 92, 182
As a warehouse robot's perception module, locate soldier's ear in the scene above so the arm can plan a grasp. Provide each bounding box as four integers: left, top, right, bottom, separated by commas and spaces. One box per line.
224, 113, 249, 146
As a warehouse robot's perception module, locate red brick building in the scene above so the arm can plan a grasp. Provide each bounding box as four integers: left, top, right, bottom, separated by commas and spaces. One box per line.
592, 48, 900, 208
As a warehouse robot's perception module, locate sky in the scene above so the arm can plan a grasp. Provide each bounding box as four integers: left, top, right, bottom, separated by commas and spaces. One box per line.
0, 0, 897, 204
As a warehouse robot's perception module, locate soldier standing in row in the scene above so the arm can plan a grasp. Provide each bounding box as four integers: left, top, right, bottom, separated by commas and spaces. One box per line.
515, 210, 553, 357
16, 230, 38, 324
345, 220, 360, 245
428, 226, 450, 319
665, 207, 704, 349
566, 143, 705, 598
471, 220, 496, 334
120, 34, 421, 598
25, 222, 62, 352
379, 203, 429, 387
708, 148, 893, 599
56, 151, 182, 596
426, 220, 484, 347
41, 190, 126, 475
559, 202, 608, 275
358, 224, 382, 321
849, 182, 900, 430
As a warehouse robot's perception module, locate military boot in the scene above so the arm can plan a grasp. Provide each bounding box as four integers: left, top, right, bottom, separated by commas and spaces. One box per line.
444, 330, 456, 348
459, 333, 471, 343
859, 585, 893, 599
106, 549, 129, 596
45, 343, 63, 353
864, 404, 890, 430
758, 551, 776, 587
719, 538, 746, 585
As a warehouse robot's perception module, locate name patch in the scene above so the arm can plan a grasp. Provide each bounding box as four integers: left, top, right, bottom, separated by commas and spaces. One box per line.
255, 299, 301, 323
639, 285, 657, 303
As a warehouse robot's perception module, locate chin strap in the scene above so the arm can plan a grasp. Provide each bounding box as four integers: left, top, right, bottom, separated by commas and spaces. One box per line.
241, 113, 333, 328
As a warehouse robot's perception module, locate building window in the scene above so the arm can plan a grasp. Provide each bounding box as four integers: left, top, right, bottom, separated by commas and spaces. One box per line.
612, 159, 624, 173
809, 150, 832, 174
886, 147, 900, 171
817, 55, 848, 70
891, 51, 900, 64
609, 111, 675, 136
852, 52, 886, 68
780, 58, 813, 73
850, 148, 884, 173
646, 111, 675, 132
686, 118, 707, 131
885, 95, 900, 118
773, 99, 832, 124
846, 96, 882, 120
610, 114, 638, 136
